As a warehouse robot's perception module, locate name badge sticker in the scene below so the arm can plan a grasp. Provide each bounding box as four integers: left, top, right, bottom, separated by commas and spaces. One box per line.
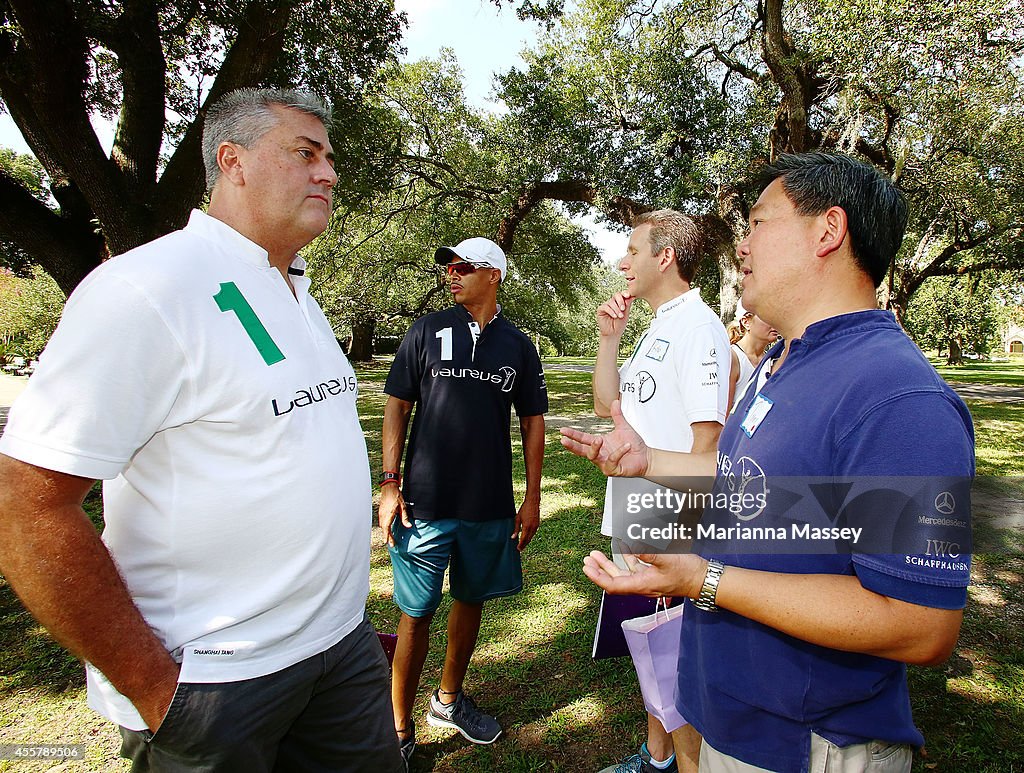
646, 338, 670, 361
741, 394, 774, 437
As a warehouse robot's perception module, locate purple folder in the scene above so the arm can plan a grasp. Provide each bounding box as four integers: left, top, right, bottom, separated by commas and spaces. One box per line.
591, 591, 659, 660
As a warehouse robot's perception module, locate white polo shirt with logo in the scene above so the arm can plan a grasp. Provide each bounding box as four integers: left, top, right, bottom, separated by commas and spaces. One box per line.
601, 288, 732, 535
0, 211, 371, 730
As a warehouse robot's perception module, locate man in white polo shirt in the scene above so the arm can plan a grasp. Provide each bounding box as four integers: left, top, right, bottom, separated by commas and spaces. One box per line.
0, 88, 403, 772
592, 209, 732, 773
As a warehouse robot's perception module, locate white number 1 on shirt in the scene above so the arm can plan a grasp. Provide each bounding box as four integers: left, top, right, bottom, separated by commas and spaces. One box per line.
436, 327, 453, 361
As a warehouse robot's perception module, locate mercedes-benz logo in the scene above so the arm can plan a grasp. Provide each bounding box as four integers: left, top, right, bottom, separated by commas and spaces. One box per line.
934, 491, 955, 515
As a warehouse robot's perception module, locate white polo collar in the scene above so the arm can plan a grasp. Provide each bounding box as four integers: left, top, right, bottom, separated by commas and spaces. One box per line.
655, 287, 701, 318
185, 209, 272, 268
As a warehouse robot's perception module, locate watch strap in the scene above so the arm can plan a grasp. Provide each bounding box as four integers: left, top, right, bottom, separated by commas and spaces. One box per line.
692, 559, 725, 612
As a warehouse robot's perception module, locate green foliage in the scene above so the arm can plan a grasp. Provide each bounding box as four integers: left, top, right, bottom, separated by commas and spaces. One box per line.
0, 0, 407, 294
91, 1, 406, 143
305, 54, 602, 350
538, 261, 652, 357
501, 1, 782, 190
0, 266, 65, 359
0, 149, 46, 201
905, 273, 1009, 358
495, 1, 751, 218
0, 149, 47, 275
495, 0, 1024, 312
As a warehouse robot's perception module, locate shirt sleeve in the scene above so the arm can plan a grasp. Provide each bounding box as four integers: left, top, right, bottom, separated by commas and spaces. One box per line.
0, 271, 192, 480
838, 391, 975, 609
513, 337, 548, 417
673, 321, 728, 426
384, 319, 424, 402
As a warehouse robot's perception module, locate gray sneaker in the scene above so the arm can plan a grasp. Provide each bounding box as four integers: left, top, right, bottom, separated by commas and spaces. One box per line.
426, 689, 502, 744
597, 743, 678, 773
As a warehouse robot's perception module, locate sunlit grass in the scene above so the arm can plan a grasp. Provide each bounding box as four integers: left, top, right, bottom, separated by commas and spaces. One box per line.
930, 355, 1024, 387
2, 357, 1023, 771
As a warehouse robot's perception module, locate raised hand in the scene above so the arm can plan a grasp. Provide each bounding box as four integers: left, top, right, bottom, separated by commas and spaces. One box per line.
596, 291, 633, 339
559, 399, 650, 477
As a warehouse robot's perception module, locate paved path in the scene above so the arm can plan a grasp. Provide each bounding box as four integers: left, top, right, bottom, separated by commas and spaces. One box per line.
945, 382, 1024, 404
0, 373, 27, 404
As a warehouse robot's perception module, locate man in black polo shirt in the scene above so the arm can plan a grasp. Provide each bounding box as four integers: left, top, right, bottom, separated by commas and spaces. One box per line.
379, 237, 548, 764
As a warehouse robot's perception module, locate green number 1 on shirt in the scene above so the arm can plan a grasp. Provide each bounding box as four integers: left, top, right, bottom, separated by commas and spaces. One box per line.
213, 282, 286, 366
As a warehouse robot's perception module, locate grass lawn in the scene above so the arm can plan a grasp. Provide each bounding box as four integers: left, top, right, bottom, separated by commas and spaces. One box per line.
1, 361, 1023, 771
930, 356, 1024, 388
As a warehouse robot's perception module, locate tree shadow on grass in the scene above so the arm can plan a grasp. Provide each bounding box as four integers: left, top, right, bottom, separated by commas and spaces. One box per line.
909, 666, 1024, 772
365, 492, 654, 772
366, 483, 1024, 772
0, 580, 84, 697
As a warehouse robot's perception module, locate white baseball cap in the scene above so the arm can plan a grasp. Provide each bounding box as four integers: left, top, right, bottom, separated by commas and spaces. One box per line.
435, 237, 507, 280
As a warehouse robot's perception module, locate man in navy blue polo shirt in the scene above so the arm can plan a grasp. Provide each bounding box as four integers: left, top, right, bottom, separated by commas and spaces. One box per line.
380, 237, 547, 765
562, 153, 974, 773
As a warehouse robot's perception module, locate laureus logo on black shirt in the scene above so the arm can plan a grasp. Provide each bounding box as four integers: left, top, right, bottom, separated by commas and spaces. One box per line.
431, 366, 517, 393
272, 376, 357, 416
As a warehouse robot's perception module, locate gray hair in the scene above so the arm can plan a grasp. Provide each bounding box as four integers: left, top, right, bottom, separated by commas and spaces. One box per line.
202, 88, 333, 190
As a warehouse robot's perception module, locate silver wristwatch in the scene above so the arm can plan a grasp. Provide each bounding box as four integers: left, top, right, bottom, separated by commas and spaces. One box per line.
691, 559, 725, 612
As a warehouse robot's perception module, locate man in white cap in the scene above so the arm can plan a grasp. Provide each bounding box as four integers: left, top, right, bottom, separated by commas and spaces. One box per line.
379, 237, 548, 764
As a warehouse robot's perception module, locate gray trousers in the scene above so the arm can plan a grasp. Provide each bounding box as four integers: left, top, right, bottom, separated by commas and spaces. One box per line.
700, 734, 913, 773
119, 618, 403, 773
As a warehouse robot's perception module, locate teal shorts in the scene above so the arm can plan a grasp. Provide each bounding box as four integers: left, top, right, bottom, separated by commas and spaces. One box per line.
388, 518, 523, 618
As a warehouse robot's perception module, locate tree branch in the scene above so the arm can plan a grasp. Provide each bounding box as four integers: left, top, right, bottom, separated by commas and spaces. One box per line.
156, 1, 297, 232
495, 179, 597, 251
694, 42, 762, 83
927, 257, 1024, 277
1, 0, 150, 253
106, 0, 167, 204
759, 0, 827, 156
0, 165, 104, 295
605, 194, 654, 227
899, 223, 1019, 300
397, 153, 502, 198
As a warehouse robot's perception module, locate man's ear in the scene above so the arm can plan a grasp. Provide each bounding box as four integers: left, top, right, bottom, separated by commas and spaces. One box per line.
816, 206, 847, 258
658, 246, 676, 273
216, 142, 245, 185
